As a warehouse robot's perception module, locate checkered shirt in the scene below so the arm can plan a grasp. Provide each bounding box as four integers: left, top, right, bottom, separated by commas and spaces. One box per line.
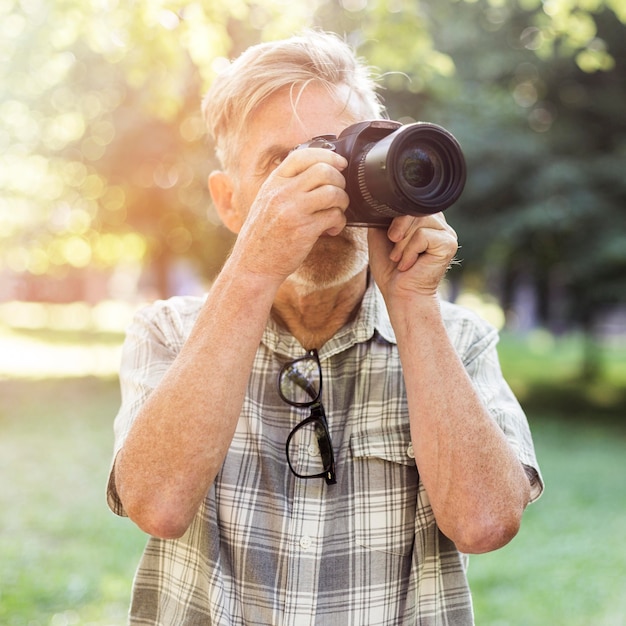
107, 283, 543, 625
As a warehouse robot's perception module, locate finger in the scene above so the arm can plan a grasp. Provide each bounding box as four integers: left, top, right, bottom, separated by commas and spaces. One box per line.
388, 219, 422, 263
299, 184, 350, 216
395, 228, 458, 272
389, 214, 456, 257
391, 227, 428, 270
320, 206, 348, 237
388, 212, 454, 241
289, 188, 348, 235
278, 147, 347, 178
387, 215, 419, 243
299, 161, 348, 193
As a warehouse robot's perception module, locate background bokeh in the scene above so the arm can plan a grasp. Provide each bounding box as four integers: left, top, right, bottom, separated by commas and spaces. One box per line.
2, 0, 626, 345
1, 1, 625, 624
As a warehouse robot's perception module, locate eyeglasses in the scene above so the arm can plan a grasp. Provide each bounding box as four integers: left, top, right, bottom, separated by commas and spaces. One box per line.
278, 349, 336, 485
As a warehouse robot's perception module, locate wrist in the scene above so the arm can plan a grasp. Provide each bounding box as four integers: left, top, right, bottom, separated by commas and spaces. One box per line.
386, 292, 445, 336
221, 253, 285, 295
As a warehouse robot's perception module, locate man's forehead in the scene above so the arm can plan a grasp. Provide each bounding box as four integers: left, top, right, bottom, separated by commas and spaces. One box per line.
244, 83, 362, 143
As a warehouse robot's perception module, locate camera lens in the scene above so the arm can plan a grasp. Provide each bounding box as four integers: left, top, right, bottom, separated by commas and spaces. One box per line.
400, 147, 436, 189
360, 122, 466, 217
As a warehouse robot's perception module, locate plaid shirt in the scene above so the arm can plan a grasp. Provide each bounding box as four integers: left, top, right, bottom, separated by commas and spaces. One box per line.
108, 283, 543, 625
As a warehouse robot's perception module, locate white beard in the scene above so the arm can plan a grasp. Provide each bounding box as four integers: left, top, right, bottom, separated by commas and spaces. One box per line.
285, 229, 369, 296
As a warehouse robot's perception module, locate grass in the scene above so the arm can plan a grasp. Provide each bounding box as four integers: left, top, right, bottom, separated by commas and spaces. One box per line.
1, 328, 625, 624
469, 417, 626, 625
468, 331, 626, 625
0, 377, 145, 625
497, 330, 626, 416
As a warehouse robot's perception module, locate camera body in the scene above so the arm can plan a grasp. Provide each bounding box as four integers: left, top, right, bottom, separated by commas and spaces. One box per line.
295, 120, 466, 227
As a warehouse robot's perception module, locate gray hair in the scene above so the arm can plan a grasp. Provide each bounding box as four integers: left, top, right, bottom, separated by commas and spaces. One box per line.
202, 30, 385, 170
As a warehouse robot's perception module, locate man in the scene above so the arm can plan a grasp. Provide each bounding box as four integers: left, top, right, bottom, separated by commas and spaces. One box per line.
108, 30, 543, 625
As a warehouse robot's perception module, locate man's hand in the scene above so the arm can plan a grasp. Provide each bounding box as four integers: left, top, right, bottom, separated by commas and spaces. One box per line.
368, 212, 531, 555
232, 148, 349, 283
367, 213, 458, 302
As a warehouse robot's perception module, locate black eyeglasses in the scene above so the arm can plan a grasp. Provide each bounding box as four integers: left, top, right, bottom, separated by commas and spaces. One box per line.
278, 349, 336, 485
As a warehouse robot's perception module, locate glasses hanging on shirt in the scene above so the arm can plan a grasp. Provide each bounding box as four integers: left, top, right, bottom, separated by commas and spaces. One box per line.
278, 349, 337, 485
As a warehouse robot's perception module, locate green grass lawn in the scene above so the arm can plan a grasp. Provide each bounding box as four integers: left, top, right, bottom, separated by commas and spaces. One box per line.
1, 330, 625, 625
0, 378, 145, 625
469, 417, 626, 625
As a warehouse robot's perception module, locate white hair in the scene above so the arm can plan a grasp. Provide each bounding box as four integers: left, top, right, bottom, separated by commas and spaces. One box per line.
202, 30, 385, 170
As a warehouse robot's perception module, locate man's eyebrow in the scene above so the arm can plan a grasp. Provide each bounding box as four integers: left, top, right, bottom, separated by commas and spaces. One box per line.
260, 143, 291, 160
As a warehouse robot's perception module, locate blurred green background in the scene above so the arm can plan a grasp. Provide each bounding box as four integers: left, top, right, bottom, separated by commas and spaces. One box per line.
1, 0, 626, 624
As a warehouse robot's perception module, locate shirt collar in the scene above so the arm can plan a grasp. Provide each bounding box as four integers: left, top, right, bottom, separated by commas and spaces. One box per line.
261, 279, 396, 358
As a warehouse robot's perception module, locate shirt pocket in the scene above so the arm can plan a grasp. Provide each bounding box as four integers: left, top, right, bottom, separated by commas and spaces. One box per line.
350, 423, 419, 556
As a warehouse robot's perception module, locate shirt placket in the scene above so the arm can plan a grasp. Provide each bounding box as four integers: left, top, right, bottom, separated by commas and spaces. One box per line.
282, 431, 327, 626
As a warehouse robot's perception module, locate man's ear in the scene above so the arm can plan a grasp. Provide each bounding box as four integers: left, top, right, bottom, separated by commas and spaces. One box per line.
208, 170, 243, 234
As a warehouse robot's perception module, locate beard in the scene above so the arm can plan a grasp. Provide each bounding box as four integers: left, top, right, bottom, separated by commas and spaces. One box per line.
284, 227, 369, 295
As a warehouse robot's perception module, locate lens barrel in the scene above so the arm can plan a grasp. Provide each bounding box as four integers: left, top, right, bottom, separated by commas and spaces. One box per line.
293, 120, 466, 226
361, 122, 466, 217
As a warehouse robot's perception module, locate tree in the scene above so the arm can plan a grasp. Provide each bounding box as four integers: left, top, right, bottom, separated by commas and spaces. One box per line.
428, 1, 626, 378
431, 2, 626, 342
313, 0, 626, 379
0, 0, 325, 297
2, 0, 625, 325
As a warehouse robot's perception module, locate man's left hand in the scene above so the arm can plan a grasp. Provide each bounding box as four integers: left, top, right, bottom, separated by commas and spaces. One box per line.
367, 213, 458, 301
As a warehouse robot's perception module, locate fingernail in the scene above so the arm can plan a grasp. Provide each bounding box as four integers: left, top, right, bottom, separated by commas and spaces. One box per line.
387, 227, 403, 243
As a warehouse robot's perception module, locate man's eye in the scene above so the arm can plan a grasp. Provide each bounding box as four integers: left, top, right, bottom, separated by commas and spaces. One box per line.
256, 149, 290, 177
269, 152, 288, 168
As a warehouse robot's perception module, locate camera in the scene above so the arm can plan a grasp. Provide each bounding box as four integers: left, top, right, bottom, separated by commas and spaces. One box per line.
295, 120, 466, 227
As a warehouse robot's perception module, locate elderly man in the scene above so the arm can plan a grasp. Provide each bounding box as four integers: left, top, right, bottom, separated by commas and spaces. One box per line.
108, 30, 543, 625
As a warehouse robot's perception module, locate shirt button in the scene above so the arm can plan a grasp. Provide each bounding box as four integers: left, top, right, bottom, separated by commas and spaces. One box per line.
406, 444, 415, 459
299, 535, 312, 551
307, 444, 320, 457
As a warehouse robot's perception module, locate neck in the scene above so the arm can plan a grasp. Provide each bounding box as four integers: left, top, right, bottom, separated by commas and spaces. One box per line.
271, 269, 368, 350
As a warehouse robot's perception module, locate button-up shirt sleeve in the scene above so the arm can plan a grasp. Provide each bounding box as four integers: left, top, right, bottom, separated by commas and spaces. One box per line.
106, 296, 203, 516
439, 300, 543, 501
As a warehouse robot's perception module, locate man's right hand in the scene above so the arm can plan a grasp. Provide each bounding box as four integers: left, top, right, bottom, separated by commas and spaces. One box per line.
228, 147, 350, 284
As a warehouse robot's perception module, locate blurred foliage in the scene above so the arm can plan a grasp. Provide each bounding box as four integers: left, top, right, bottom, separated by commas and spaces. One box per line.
424, 1, 626, 338
1, 0, 625, 329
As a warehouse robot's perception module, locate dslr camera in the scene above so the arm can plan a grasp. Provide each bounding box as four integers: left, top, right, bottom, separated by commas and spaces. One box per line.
295, 120, 466, 227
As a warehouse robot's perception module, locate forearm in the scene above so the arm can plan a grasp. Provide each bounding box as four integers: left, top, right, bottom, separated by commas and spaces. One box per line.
390, 295, 531, 554
115, 259, 280, 538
